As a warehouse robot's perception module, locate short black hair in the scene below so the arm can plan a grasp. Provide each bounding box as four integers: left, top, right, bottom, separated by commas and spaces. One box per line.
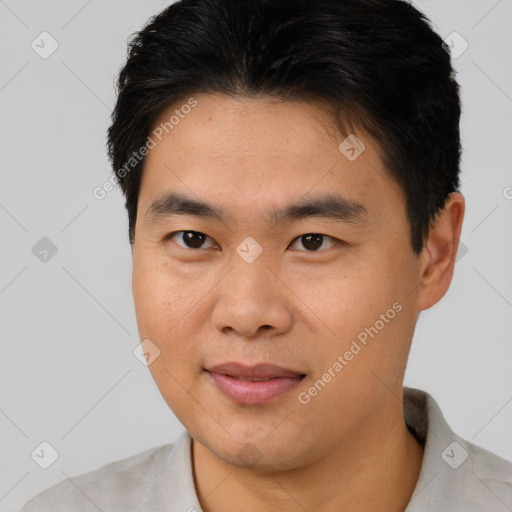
107, 0, 461, 253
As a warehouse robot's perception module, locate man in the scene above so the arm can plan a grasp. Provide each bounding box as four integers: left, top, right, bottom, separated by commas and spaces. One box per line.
22, 0, 512, 510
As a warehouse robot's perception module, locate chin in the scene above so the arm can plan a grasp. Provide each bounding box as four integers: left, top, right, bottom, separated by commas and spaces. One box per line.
192, 424, 313, 472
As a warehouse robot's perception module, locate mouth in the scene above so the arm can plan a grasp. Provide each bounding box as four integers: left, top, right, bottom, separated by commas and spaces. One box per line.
204, 362, 307, 405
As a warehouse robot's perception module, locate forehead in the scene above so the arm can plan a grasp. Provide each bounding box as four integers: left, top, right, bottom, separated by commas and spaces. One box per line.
150, 93, 350, 160
138, 93, 403, 221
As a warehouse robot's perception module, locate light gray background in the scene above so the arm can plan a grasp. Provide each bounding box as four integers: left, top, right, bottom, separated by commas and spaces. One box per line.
1, 1, 511, 510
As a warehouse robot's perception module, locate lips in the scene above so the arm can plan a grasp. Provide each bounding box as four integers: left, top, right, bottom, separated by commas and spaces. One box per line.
206, 362, 305, 379
205, 362, 306, 405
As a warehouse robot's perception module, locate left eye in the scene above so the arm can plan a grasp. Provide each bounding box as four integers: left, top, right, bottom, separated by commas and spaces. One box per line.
166, 231, 218, 249
289, 233, 337, 252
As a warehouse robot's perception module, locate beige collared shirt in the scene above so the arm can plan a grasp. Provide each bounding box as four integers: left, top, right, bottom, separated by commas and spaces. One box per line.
21, 388, 512, 511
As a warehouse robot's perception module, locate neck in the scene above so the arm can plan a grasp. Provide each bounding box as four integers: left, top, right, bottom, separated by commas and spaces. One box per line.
192, 392, 424, 512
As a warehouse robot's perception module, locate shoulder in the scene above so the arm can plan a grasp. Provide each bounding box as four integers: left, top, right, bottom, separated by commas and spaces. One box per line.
465, 439, 512, 498
20, 443, 176, 512
404, 388, 512, 511
437, 437, 512, 511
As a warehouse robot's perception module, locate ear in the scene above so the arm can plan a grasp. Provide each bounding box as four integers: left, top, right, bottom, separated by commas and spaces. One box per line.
416, 192, 465, 311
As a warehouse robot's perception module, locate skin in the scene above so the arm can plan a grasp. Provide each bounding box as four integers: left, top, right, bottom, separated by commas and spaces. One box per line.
131, 93, 465, 511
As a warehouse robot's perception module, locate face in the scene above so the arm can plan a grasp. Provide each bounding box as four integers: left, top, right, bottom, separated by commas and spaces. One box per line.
131, 93, 426, 470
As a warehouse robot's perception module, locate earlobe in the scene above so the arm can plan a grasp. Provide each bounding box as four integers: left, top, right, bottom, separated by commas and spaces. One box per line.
416, 192, 465, 311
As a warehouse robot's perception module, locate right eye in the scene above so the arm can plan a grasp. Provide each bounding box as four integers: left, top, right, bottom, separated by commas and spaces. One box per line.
165, 231, 218, 250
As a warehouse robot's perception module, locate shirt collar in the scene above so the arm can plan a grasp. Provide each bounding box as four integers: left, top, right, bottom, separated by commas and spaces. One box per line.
403, 387, 512, 511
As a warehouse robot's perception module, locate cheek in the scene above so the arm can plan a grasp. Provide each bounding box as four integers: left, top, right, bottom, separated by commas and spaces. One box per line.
291, 262, 383, 329
132, 258, 207, 399
132, 265, 175, 338
131, 252, 222, 376
292, 251, 415, 365
132, 253, 204, 334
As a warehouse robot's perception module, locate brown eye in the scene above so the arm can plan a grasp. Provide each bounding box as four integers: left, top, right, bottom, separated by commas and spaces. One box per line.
167, 231, 217, 249
290, 233, 336, 252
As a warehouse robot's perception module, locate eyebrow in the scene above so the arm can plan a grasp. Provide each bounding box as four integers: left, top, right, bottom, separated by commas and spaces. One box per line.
144, 191, 368, 226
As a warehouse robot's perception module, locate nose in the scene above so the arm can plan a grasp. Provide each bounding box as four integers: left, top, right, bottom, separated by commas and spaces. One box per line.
211, 258, 293, 339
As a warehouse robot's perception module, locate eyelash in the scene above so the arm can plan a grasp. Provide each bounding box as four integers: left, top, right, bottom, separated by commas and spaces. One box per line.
164, 230, 342, 252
